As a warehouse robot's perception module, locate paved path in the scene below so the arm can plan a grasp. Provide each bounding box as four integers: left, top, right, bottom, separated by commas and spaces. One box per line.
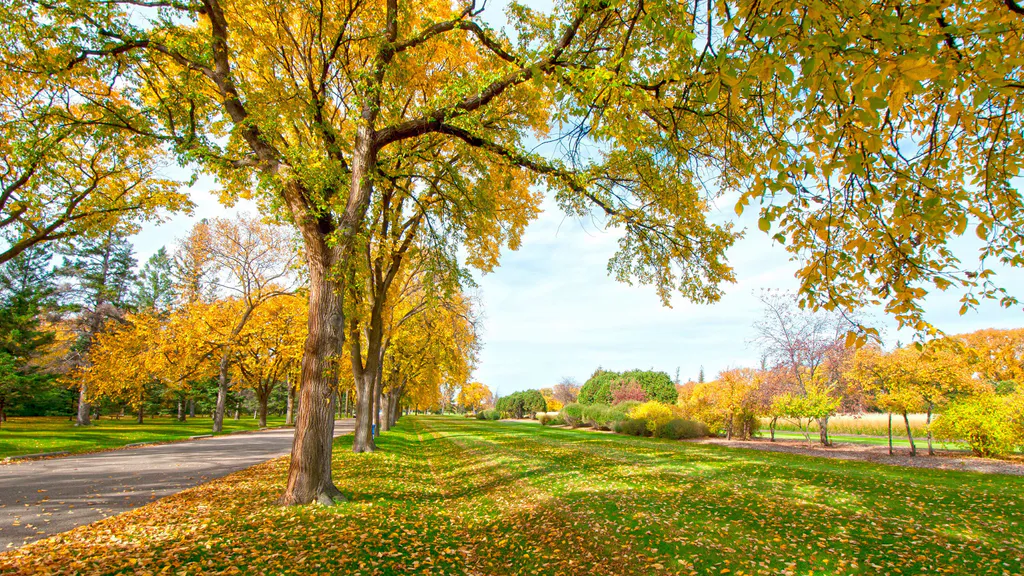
0, 419, 354, 550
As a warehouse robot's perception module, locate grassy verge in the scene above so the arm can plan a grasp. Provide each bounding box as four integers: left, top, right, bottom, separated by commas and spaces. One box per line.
0, 416, 288, 459
2, 416, 1021, 575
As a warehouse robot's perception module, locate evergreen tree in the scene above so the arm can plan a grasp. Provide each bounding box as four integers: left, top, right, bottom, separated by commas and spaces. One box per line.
698, 366, 705, 384
0, 245, 56, 359
134, 247, 175, 313
57, 230, 137, 425
0, 247, 59, 421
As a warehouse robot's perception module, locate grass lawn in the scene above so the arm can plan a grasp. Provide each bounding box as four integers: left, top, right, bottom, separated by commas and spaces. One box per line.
0, 416, 288, 459
2, 416, 1022, 575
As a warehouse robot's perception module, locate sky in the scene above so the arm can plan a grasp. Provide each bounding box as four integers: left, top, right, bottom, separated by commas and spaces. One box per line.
131, 175, 1024, 396
128, 0, 1024, 395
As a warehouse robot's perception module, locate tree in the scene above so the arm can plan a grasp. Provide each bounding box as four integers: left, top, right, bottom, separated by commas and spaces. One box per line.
183, 217, 300, 433
135, 248, 176, 314
22, 0, 759, 506
79, 312, 161, 423
754, 290, 853, 445
772, 380, 842, 448
717, 368, 762, 440
733, 0, 1024, 335
552, 378, 580, 406
57, 229, 137, 425
496, 390, 547, 419
843, 343, 970, 456
0, 37, 191, 265
579, 370, 677, 405
232, 295, 306, 428
957, 329, 1024, 386
25, 0, 1024, 506
457, 382, 492, 414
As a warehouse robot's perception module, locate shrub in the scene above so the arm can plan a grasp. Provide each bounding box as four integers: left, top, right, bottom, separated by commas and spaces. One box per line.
538, 413, 553, 425
614, 418, 650, 436
579, 369, 678, 405
495, 390, 548, 418
931, 393, 1023, 457
581, 404, 628, 430
561, 403, 585, 427
656, 418, 709, 440
549, 416, 565, 426
612, 400, 642, 414
476, 409, 501, 421
611, 378, 647, 404
578, 370, 620, 404
628, 401, 677, 434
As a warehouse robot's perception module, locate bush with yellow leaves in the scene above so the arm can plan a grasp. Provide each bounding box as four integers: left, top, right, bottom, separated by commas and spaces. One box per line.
628, 401, 678, 434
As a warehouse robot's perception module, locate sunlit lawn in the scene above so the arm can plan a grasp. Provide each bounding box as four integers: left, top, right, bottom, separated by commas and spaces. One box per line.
0, 416, 288, 459
1, 416, 1021, 575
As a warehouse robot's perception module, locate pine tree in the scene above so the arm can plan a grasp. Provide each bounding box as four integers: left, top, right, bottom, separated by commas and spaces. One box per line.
698, 366, 705, 384
134, 247, 175, 314
57, 230, 137, 425
0, 245, 56, 359
0, 247, 58, 422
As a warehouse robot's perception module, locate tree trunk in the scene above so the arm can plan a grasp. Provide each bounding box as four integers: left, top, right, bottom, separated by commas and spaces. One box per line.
818, 415, 830, 447
372, 377, 384, 438
137, 402, 144, 424
769, 416, 777, 442
177, 400, 185, 422
279, 239, 346, 506
903, 412, 916, 456
259, 393, 268, 428
380, 392, 391, 432
926, 403, 934, 456
888, 412, 893, 456
286, 383, 295, 426
76, 383, 90, 426
353, 374, 376, 452
725, 415, 733, 440
213, 349, 231, 433
189, 399, 195, 418
390, 392, 400, 427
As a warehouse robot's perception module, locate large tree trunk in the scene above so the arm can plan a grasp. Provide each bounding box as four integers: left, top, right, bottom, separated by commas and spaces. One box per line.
286, 383, 295, 426
177, 399, 185, 422
76, 383, 90, 426
258, 393, 269, 428
279, 241, 346, 506
903, 412, 916, 456
137, 402, 144, 424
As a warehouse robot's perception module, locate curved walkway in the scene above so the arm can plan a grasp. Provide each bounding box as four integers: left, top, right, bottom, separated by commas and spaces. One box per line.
0, 419, 354, 550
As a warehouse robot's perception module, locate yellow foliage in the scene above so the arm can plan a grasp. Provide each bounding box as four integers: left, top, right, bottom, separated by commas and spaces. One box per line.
628, 401, 677, 433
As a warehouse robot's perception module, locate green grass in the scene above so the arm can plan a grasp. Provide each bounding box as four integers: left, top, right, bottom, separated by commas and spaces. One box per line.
2, 416, 1022, 575
0, 415, 287, 458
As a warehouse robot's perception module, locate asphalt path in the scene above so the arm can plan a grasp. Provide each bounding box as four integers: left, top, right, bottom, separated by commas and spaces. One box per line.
0, 419, 354, 550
